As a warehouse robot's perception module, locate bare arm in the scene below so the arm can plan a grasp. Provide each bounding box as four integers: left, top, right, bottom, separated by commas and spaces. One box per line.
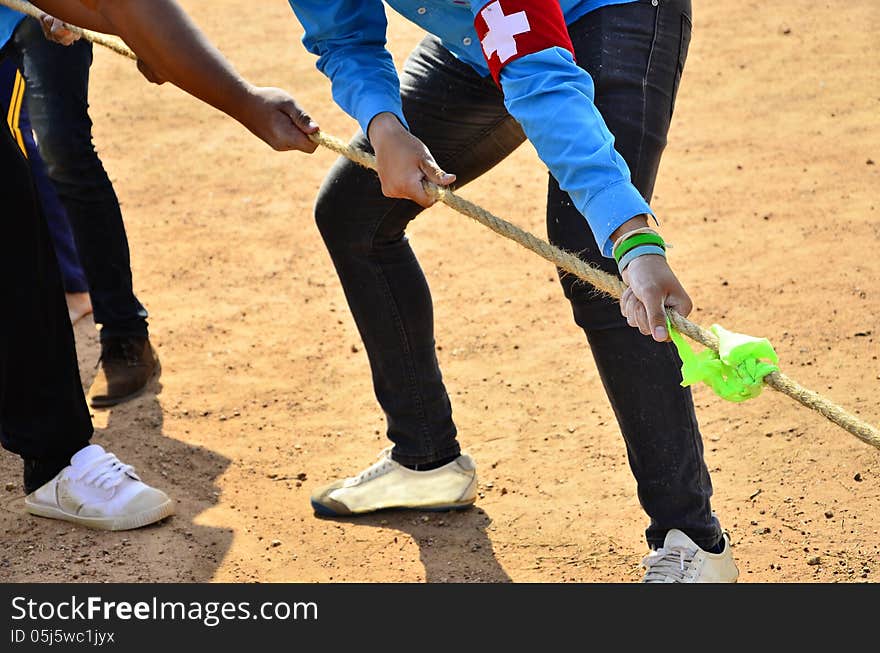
28, 0, 113, 31
30, 0, 318, 152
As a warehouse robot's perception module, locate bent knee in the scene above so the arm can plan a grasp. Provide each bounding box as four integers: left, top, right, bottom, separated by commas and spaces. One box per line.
313, 181, 340, 240
314, 161, 419, 253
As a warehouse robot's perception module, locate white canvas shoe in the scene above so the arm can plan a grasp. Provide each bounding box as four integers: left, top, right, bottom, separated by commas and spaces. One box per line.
25, 444, 174, 531
641, 529, 739, 583
310, 448, 477, 516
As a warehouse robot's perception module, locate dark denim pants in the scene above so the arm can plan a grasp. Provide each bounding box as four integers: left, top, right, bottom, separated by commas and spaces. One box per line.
0, 58, 88, 294
0, 121, 93, 468
314, 0, 720, 549
11, 18, 148, 340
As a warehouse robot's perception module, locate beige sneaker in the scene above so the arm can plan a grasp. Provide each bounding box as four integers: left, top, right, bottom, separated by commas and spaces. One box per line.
310, 448, 477, 516
25, 444, 174, 531
641, 529, 739, 583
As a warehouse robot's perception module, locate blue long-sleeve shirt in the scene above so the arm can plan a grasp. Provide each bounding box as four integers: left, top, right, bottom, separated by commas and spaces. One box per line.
0, 7, 25, 50
289, 0, 651, 257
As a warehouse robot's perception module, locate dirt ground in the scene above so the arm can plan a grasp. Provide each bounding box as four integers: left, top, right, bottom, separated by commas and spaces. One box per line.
1, 0, 878, 583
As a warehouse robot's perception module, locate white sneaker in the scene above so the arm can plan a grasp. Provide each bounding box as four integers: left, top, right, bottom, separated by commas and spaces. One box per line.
640, 529, 739, 583
310, 448, 477, 516
25, 444, 174, 531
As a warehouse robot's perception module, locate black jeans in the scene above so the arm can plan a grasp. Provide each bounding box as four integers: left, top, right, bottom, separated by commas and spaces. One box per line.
0, 119, 93, 474
315, 0, 719, 549
11, 18, 148, 340
0, 58, 89, 294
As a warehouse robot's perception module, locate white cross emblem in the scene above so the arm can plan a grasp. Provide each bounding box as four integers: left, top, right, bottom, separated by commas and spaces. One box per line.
480, 1, 531, 64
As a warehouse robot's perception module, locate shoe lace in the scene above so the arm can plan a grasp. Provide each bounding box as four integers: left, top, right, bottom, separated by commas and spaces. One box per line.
97, 338, 143, 368
640, 546, 697, 583
348, 447, 394, 485
69, 453, 139, 490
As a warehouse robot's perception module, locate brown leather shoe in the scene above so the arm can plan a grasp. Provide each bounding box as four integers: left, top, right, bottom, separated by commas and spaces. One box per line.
88, 336, 159, 408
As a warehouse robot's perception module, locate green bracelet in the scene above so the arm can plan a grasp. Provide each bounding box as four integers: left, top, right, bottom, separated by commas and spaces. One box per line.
613, 232, 666, 263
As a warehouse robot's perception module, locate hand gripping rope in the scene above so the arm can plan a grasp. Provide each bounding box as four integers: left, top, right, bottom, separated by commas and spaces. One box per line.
5, 0, 876, 450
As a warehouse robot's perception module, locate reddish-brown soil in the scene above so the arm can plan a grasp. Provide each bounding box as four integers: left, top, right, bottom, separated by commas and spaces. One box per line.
2, 0, 878, 583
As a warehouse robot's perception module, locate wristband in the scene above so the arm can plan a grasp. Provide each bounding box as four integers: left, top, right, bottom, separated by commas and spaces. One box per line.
613, 232, 666, 263
617, 244, 666, 274
612, 226, 659, 252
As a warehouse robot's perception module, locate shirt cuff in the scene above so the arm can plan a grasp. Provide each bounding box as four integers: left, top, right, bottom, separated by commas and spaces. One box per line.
586, 180, 656, 258
356, 95, 409, 140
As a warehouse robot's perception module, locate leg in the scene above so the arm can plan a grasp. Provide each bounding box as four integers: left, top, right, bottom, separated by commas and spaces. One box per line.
0, 120, 92, 490
1, 58, 91, 327
314, 36, 525, 466
21, 102, 91, 296
13, 19, 147, 339
546, 0, 721, 550
15, 19, 156, 406
0, 61, 84, 286
0, 121, 173, 531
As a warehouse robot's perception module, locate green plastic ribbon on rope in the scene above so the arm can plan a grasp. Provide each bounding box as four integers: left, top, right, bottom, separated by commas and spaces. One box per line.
667, 319, 780, 403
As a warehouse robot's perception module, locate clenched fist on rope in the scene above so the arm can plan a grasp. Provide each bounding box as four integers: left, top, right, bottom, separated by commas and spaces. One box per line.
368, 111, 458, 209
37, 11, 78, 45
616, 220, 693, 344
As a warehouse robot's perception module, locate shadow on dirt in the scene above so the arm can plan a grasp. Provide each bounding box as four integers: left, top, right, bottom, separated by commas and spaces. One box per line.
0, 318, 232, 583
319, 506, 512, 582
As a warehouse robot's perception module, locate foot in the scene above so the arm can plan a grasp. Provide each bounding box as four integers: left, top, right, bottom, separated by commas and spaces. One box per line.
25, 444, 174, 531
66, 292, 92, 325
310, 448, 477, 516
641, 529, 739, 583
88, 335, 159, 408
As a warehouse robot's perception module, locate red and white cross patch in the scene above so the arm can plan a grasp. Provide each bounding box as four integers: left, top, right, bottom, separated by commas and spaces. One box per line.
474, 0, 575, 86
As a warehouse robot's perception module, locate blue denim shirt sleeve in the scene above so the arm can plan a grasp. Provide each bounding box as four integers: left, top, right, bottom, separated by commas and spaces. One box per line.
288, 0, 408, 137
0, 7, 25, 50
469, 1, 652, 256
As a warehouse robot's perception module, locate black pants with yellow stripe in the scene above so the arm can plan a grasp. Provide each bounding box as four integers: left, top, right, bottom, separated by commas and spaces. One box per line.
0, 115, 92, 482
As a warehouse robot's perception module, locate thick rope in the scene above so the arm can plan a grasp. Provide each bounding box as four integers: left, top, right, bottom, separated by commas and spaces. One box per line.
6, 0, 876, 450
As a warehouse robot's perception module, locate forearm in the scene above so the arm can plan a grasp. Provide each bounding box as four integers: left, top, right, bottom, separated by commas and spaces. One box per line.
611, 216, 651, 243
32, 0, 254, 124
29, 0, 114, 32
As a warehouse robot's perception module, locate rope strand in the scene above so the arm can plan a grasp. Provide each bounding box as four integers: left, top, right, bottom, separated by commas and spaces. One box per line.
4, 0, 875, 449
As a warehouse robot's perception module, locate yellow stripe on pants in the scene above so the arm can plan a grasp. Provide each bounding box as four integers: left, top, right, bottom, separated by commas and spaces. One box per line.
5, 70, 28, 157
